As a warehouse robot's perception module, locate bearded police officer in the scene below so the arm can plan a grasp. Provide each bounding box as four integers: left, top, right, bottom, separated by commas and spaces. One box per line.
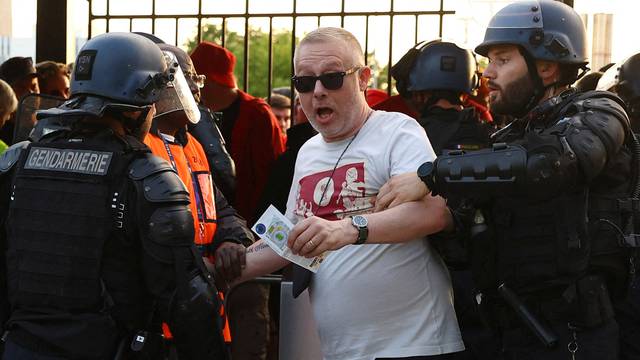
0, 32, 226, 359
377, 1, 636, 359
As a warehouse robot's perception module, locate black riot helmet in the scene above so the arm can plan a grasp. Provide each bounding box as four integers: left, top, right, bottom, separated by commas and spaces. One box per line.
476, 0, 588, 116
407, 41, 478, 95
618, 53, 640, 119
598, 53, 640, 120
475, 0, 587, 66
37, 32, 173, 121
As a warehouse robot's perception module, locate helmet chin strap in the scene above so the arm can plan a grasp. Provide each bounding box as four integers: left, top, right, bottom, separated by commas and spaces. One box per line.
517, 47, 560, 118
110, 106, 152, 136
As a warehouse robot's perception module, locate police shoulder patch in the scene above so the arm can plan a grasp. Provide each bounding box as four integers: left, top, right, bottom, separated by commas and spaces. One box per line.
24, 147, 113, 176
0, 141, 29, 173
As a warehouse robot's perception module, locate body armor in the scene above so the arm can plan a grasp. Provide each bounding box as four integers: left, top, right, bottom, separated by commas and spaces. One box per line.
418, 107, 492, 155
4, 130, 148, 358
426, 90, 637, 328
1, 127, 226, 359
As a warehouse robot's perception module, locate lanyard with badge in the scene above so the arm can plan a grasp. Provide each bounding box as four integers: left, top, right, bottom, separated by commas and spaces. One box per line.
159, 134, 208, 245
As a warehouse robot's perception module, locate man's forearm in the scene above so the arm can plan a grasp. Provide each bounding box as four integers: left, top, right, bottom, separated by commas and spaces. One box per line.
365, 195, 452, 244
233, 240, 289, 285
288, 195, 453, 257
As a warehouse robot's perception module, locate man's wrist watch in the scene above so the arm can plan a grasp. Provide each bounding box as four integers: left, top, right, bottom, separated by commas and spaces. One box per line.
417, 161, 435, 194
350, 215, 369, 245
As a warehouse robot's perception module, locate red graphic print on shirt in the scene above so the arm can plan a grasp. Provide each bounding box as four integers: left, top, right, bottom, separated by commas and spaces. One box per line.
294, 162, 374, 221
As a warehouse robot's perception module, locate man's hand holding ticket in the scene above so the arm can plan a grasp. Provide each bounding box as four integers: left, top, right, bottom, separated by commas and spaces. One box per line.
252, 205, 325, 272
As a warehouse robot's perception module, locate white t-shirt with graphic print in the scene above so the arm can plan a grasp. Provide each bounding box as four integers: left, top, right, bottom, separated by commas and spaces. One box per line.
285, 110, 464, 360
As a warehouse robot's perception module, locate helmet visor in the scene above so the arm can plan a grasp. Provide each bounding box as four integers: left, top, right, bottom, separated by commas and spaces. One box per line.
596, 64, 619, 92
154, 51, 201, 124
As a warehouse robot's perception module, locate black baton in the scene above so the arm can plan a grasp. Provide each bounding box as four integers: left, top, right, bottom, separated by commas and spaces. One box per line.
498, 283, 559, 348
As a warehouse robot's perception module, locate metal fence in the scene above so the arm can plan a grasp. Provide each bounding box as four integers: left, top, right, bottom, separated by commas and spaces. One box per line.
88, 0, 456, 96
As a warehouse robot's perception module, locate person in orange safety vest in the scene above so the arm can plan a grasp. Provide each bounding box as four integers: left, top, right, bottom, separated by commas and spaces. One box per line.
140, 39, 254, 357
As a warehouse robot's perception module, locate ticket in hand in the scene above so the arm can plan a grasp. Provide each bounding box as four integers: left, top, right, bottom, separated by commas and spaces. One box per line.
252, 205, 324, 273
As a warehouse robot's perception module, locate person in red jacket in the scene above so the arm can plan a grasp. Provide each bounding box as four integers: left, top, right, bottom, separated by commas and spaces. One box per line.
191, 41, 285, 224
191, 41, 283, 360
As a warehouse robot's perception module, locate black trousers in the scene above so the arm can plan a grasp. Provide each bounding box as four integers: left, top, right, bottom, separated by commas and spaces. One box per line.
501, 318, 619, 360
377, 355, 456, 360
2, 339, 68, 360
615, 283, 640, 360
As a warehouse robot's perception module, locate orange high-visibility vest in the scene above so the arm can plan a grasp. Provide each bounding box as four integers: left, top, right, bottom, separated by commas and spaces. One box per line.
145, 130, 231, 342
144, 131, 217, 246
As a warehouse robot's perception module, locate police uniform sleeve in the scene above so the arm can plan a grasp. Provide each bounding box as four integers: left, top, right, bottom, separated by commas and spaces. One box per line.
128, 153, 227, 359
0, 142, 28, 335
188, 106, 236, 201
212, 185, 254, 250
425, 94, 631, 200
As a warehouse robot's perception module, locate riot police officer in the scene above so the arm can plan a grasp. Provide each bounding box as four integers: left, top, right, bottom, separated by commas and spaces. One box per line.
0, 32, 226, 359
407, 40, 492, 155
407, 40, 497, 360
132, 32, 237, 203
597, 53, 640, 132
377, 1, 636, 359
596, 52, 640, 360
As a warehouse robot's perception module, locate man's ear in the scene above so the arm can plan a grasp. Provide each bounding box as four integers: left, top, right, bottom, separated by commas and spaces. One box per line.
536, 60, 561, 86
358, 67, 372, 91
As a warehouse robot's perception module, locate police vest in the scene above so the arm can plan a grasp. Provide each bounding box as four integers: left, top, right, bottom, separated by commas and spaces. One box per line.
144, 131, 218, 255
5, 131, 148, 358
479, 93, 635, 300
418, 107, 492, 155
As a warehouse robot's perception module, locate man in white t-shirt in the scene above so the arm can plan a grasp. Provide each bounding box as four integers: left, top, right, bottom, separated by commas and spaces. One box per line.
222, 27, 464, 360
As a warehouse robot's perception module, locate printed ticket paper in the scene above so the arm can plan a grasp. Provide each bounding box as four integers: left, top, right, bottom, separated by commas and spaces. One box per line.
252, 205, 324, 273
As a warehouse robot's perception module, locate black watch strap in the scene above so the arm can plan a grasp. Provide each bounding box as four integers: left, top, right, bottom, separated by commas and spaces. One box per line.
355, 226, 368, 245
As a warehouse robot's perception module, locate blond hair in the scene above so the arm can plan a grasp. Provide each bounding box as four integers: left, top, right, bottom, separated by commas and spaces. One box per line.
294, 27, 365, 70
0, 78, 17, 117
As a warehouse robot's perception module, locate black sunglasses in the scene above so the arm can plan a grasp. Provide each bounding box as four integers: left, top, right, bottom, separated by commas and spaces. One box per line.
292, 66, 361, 93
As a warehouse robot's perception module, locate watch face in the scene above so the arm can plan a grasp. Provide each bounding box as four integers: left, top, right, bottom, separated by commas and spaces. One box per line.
352, 215, 368, 227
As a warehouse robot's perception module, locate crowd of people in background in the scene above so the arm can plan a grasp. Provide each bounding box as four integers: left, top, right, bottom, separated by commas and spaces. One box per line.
1, 0, 640, 359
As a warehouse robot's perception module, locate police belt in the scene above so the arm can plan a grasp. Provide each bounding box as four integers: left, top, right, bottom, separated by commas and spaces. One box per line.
492, 275, 615, 330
